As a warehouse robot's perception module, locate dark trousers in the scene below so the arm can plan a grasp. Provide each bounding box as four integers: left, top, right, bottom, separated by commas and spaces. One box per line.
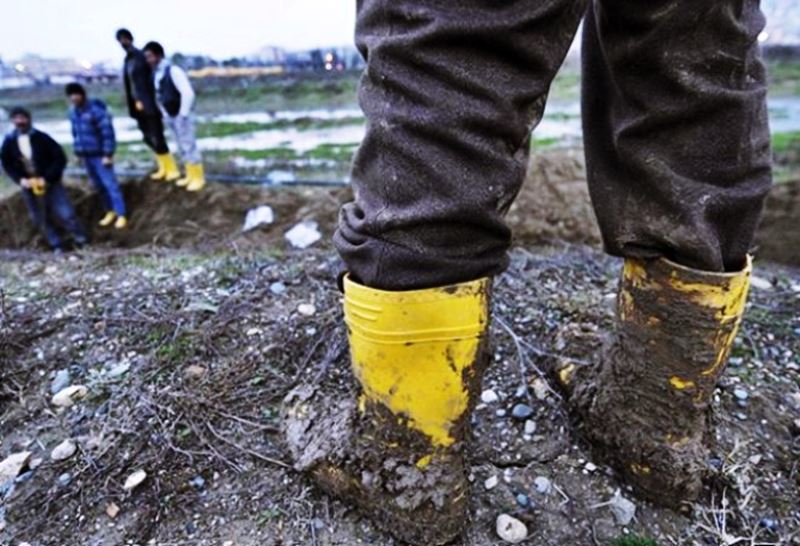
84, 156, 127, 216
22, 182, 87, 250
136, 114, 169, 155
334, 0, 773, 290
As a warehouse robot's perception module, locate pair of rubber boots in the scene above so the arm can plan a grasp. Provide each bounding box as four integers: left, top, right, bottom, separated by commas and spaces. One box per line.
283, 256, 752, 545
151, 153, 205, 192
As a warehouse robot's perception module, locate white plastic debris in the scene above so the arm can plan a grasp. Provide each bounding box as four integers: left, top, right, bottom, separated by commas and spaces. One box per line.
285, 220, 322, 249
242, 205, 275, 232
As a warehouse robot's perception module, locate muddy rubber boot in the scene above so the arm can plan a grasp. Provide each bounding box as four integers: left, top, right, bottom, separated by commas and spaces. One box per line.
283, 276, 491, 545
558, 257, 752, 505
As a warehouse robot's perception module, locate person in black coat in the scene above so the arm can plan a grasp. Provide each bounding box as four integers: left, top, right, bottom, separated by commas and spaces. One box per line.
115, 28, 179, 181
1, 107, 88, 252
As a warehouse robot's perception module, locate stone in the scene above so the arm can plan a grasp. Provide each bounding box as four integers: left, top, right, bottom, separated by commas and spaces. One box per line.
534, 476, 552, 494
496, 514, 528, 544
285, 220, 322, 249
123, 469, 147, 491
0, 452, 32, 484
297, 303, 317, 316
484, 475, 499, 490
749, 276, 773, 290
481, 389, 500, 404
51, 439, 77, 461
531, 378, 549, 400
50, 369, 71, 394
269, 282, 286, 295
584, 462, 598, 472
733, 388, 749, 401
609, 491, 636, 526
107, 363, 130, 379
515, 493, 531, 508
511, 404, 534, 421
51, 385, 88, 407
524, 420, 537, 435
106, 502, 120, 519
184, 365, 207, 380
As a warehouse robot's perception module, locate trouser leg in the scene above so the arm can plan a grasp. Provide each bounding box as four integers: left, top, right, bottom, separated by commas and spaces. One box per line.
582, 0, 772, 272
22, 189, 62, 249
88, 157, 127, 216
172, 115, 201, 164
335, 0, 588, 290
85, 157, 112, 212
46, 182, 87, 245
137, 115, 169, 154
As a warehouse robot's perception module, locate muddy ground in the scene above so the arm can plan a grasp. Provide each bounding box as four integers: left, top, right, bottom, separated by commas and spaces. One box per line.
0, 149, 797, 268
0, 150, 799, 546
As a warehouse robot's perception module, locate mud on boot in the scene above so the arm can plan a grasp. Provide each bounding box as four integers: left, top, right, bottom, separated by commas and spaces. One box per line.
282, 276, 492, 545
557, 256, 752, 506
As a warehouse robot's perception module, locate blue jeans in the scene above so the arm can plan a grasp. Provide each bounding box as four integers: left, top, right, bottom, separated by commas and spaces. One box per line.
84, 156, 126, 216
22, 182, 88, 250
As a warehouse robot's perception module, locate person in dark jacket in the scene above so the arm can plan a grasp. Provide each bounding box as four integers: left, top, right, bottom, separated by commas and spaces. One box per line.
115, 28, 179, 182
1, 107, 88, 252
66, 83, 128, 229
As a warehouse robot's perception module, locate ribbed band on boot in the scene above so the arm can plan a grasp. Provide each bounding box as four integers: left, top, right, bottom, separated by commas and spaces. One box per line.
343, 276, 491, 448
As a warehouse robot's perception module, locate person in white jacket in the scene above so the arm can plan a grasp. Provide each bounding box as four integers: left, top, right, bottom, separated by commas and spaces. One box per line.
143, 41, 205, 192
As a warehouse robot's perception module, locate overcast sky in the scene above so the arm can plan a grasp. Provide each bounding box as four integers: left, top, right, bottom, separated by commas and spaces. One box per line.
0, 0, 357, 63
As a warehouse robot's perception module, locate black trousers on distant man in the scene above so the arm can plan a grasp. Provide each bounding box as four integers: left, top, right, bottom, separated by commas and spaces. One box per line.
334, 0, 773, 290
136, 114, 169, 155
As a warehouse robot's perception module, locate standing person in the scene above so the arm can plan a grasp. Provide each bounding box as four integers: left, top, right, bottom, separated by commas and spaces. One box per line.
66, 83, 128, 229
283, 1, 772, 544
1, 107, 88, 252
143, 41, 205, 192
115, 28, 179, 182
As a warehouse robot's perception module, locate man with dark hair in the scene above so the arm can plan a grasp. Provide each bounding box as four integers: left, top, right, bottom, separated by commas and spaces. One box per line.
115, 27, 179, 182
143, 41, 205, 192
66, 82, 128, 229
1, 107, 88, 252
283, 1, 772, 544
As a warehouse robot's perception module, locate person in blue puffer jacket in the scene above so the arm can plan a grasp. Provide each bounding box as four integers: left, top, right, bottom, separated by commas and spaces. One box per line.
66, 83, 128, 229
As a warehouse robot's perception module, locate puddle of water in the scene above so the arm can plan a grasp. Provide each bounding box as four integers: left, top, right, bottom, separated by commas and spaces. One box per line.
34, 98, 800, 155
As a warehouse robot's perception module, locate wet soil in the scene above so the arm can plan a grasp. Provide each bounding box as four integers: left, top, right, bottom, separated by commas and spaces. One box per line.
0, 245, 798, 546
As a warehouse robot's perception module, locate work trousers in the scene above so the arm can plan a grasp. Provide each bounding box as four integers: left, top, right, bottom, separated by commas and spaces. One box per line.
334, 0, 773, 290
136, 114, 169, 155
84, 156, 127, 216
165, 114, 202, 164
22, 182, 88, 250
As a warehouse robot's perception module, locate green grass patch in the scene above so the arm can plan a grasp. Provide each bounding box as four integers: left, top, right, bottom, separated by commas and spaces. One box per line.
196, 116, 364, 138
772, 130, 800, 154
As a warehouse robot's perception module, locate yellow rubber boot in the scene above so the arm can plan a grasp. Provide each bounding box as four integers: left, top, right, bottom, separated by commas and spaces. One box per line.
558, 256, 752, 505
98, 211, 117, 227
151, 153, 180, 182
114, 216, 128, 229
284, 276, 491, 545
185, 163, 206, 192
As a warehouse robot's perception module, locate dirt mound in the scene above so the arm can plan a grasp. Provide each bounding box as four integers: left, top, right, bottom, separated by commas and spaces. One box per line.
1, 149, 798, 266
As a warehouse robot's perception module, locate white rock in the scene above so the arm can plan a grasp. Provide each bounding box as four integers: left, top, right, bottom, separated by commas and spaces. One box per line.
51, 439, 77, 461
242, 205, 275, 232
484, 475, 499, 490
51, 385, 88, 407
123, 469, 147, 491
107, 363, 130, 378
609, 491, 636, 526
297, 303, 317, 316
534, 476, 552, 494
0, 451, 32, 483
749, 276, 772, 290
481, 389, 499, 404
285, 220, 322, 249
524, 420, 537, 435
531, 378, 549, 400
584, 462, 598, 473
496, 514, 528, 544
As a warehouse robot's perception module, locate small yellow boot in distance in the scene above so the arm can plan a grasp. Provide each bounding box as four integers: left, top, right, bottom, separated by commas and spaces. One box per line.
98, 211, 117, 227
185, 163, 206, 192
114, 216, 128, 229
